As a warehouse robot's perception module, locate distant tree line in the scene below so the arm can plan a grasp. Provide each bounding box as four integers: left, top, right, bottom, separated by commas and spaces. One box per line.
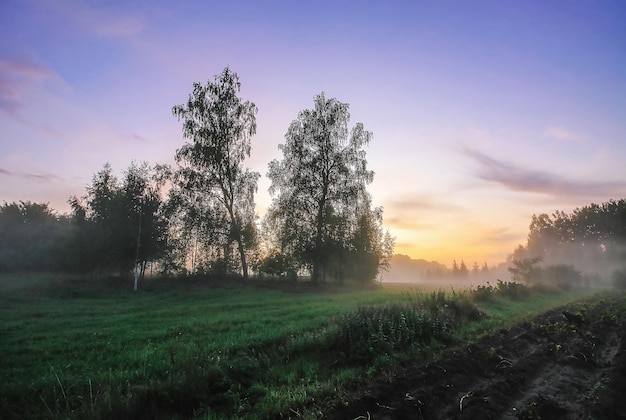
0, 67, 394, 285
508, 199, 626, 288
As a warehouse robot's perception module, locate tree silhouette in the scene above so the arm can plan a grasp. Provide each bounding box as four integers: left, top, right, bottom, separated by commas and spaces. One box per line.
459, 260, 469, 277
0, 201, 62, 271
172, 67, 259, 281
266, 93, 389, 284
68, 162, 169, 277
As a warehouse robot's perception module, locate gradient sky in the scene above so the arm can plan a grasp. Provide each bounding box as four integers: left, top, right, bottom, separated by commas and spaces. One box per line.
2, 0, 626, 266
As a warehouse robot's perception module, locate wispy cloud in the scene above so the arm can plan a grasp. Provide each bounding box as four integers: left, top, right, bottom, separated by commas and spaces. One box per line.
463, 148, 626, 197
129, 133, 149, 143
384, 217, 435, 231
476, 227, 523, 244
543, 126, 584, 142
0, 59, 56, 115
383, 195, 463, 231
387, 195, 461, 213
0, 167, 61, 182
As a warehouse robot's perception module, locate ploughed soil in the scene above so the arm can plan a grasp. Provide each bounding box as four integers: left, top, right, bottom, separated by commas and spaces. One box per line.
325, 294, 626, 420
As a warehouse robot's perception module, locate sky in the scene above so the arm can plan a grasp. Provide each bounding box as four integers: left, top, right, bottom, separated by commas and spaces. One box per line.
1, 0, 626, 267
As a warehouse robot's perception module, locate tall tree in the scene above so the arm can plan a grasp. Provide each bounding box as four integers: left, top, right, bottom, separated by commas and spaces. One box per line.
172, 67, 259, 280
69, 162, 169, 278
121, 162, 170, 282
266, 93, 389, 284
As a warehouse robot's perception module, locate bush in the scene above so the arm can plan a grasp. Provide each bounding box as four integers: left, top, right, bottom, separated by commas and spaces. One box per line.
472, 283, 495, 302
530, 282, 559, 294
543, 264, 582, 290
496, 280, 530, 300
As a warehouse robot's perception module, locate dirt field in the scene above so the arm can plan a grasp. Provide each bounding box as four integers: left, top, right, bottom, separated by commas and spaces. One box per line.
326, 293, 626, 419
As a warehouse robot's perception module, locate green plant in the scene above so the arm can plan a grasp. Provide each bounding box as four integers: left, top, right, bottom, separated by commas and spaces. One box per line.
472, 283, 495, 302
496, 280, 530, 300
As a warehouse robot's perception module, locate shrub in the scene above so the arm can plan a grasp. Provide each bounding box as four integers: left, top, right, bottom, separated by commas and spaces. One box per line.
472, 283, 495, 302
543, 264, 582, 290
496, 280, 530, 300
530, 282, 559, 294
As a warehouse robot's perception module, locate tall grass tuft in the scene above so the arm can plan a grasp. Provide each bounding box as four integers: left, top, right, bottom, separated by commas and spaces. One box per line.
327, 291, 485, 365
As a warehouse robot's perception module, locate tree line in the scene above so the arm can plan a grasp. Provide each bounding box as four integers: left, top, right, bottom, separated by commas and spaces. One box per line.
0, 67, 394, 285
508, 199, 626, 288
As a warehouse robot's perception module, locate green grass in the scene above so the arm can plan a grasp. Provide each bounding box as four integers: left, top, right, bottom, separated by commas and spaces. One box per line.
0, 274, 602, 419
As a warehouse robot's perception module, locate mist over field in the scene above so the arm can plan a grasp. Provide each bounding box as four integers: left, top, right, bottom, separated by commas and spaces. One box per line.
384, 254, 510, 285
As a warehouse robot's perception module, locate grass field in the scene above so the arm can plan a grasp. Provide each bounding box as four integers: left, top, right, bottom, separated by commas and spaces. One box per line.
0, 274, 601, 418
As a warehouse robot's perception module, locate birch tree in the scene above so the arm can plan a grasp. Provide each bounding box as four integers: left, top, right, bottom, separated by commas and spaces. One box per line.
172, 67, 259, 280
266, 93, 391, 284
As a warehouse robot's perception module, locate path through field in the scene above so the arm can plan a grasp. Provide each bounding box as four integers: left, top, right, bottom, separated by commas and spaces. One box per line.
326, 294, 626, 419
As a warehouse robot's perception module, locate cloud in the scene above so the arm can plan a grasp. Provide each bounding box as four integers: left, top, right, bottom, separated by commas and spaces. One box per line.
543, 126, 584, 142
477, 227, 523, 244
0, 59, 56, 115
386, 195, 461, 213
129, 133, 149, 143
463, 148, 626, 197
0, 167, 61, 182
385, 216, 435, 231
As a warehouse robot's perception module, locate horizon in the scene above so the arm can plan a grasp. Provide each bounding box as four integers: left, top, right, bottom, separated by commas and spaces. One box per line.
2, 1, 626, 266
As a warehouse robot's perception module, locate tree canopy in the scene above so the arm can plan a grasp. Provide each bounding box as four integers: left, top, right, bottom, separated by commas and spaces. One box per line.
265, 93, 392, 284
508, 199, 626, 286
172, 67, 259, 281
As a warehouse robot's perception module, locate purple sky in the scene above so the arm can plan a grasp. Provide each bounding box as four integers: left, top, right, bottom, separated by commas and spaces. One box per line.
2, 0, 625, 265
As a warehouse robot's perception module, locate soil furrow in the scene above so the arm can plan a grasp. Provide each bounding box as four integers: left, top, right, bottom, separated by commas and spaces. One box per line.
325, 295, 626, 420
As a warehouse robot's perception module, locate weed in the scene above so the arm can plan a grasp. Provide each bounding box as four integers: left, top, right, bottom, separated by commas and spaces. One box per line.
496, 280, 530, 300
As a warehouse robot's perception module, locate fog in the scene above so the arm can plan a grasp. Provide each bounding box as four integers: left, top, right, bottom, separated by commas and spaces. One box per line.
383, 254, 511, 287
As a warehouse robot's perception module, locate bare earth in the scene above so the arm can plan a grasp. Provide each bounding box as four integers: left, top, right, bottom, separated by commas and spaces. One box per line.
325, 294, 626, 420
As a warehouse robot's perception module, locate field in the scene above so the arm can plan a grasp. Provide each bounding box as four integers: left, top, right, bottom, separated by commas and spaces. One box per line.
0, 274, 623, 419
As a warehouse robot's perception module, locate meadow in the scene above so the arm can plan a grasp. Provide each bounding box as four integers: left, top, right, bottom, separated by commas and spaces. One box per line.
0, 274, 600, 419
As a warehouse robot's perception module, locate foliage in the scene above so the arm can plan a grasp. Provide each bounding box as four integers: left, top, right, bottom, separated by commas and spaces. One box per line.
0, 167, 169, 277
265, 93, 392, 284
542, 264, 583, 290
328, 290, 486, 365
522, 199, 626, 273
330, 303, 447, 364
0, 201, 67, 272
495, 279, 530, 300
472, 283, 496, 302
472, 280, 531, 301
171, 67, 259, 280
68, 162, 169, 277
509, 256, 543, 284
255, 252, 298, 280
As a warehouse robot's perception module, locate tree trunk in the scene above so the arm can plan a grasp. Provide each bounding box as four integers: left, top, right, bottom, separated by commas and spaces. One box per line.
134, 211, 142, 291
312, 193, 327, 286
237, 235, 249, 282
